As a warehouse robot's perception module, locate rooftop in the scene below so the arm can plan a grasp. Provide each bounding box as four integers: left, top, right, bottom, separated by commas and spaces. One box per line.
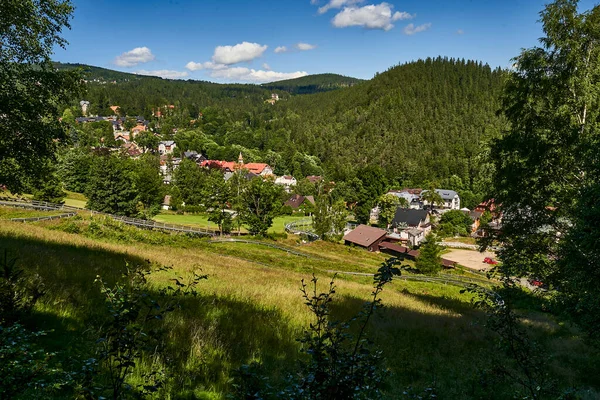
343, 224, 388, 247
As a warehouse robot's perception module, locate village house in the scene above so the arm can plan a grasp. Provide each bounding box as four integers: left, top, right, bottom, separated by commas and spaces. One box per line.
244, 163, 273, 176
158, 140, 176, 155
131, 124, 147, 137
159, 157, 181, 184
421, 189, 461, 210
183, 151, 207, 163
388, 189, 423, 209
114, 132, 130, 143
343, 225, 388, 252
80, 100, 89, 115
199, 153, 273, 177
284, 194, 315, 213
390, 208, 431, 247
275, 175, 297, 192
122, 142, 142, 158
391, 208, 430, 230
369, 206, 380, 223
162, 195, 172, 210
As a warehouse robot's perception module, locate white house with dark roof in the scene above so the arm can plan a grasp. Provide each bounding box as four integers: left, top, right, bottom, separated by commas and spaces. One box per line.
387, 189, 423, 209
158, 140, 176, 155
421, 189, 461, 210
275, 175, 297, 192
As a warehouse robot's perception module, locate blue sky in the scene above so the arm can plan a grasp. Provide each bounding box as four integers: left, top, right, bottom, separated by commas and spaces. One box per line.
53, 0, 598, 83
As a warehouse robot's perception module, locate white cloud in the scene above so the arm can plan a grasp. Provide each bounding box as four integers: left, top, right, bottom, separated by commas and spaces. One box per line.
185, 61, 228, 71
403, 22, 432, 35
393, 11, 415, 20
331, 3, 413, 31
274, 46, 288, 54
114, 47, 155, 67
296, 42, 317, 51
262, 63, 271, 70
209, 66, 308, 83
212, 42, 267, 65
135, 69, 189, 79
456, 29, 464, 35
317, 0, 363, 14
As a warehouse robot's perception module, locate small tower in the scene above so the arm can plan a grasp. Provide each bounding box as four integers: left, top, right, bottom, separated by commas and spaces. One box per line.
238, 152, 244, 165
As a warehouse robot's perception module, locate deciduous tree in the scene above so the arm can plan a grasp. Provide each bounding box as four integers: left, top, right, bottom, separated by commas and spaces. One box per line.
86, 155, 138, 216
377, 193, 400, 228
489, 0, 600, 338
0, 0, 82, 192
241, 177, 284, 236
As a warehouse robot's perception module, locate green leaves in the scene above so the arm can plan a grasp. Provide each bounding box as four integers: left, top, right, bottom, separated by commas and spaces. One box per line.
240, 177, 284, 236
414, 234, 443, 275
490, 0, 600, 336
1, 1, 82, 192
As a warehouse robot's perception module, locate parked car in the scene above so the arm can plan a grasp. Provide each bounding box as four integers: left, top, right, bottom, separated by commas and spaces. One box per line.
483, 257, 498, 265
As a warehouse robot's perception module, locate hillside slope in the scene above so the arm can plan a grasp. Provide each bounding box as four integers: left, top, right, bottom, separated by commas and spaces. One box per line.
274, 57, 506, 188
1, 214, 598, 398
262, 73, 363, 94
57, 58, 504, 195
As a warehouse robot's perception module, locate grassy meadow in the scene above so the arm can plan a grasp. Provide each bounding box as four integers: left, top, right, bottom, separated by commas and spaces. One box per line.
1, 210, 599, 399
154, 211, 309, 234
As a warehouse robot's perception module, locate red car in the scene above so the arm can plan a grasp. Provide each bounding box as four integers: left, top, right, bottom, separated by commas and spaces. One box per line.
483, 257, 498, 265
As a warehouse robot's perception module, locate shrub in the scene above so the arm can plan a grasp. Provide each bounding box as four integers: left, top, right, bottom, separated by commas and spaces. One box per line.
280, 205, 294, 216
415, 234, 443, 275
0, 323, 67, 399
232, 258, 402, 399
0, 250, 45, 324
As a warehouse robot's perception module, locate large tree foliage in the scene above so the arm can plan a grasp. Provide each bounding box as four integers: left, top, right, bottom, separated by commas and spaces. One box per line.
172, 158, 207, 209
312, 194, 348, 240
134, 154, 164, 217
240, 177, 284, 236
438, 210, 473, 237
205, 170, 232, 235
377, 194, 400, 228
86, 155, 139, 216
57, 148, 94, 193
415, 234, 442, 275
352, 166, 388, 224
490, 0, 600, 338
0, 0, 81, 192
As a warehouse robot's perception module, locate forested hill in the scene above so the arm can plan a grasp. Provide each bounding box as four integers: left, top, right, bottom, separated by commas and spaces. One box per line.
58, 57, 505, 200
271, 57, 506, 191
262, 73, 363, 94
54, 62, 271, 118
53, 62, 143, 82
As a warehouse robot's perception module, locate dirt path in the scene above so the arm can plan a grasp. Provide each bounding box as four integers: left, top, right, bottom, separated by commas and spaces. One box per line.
443, 248, 497, 271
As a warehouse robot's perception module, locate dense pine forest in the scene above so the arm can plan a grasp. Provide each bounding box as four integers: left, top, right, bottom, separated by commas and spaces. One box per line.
61, 57, 505, 207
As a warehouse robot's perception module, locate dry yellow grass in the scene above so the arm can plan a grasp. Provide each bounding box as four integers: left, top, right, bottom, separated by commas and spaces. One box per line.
1, 220, 598, 399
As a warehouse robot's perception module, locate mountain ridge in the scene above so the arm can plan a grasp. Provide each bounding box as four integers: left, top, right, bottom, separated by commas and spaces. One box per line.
52, 62, 362, 94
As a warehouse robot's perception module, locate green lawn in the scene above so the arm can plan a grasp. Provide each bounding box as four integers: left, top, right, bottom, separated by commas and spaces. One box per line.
64, 191, 87, 208
268, 214, 310, 234
154, 212, 309, 234
153, 213, 216, 229
0, 207, 64, 220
